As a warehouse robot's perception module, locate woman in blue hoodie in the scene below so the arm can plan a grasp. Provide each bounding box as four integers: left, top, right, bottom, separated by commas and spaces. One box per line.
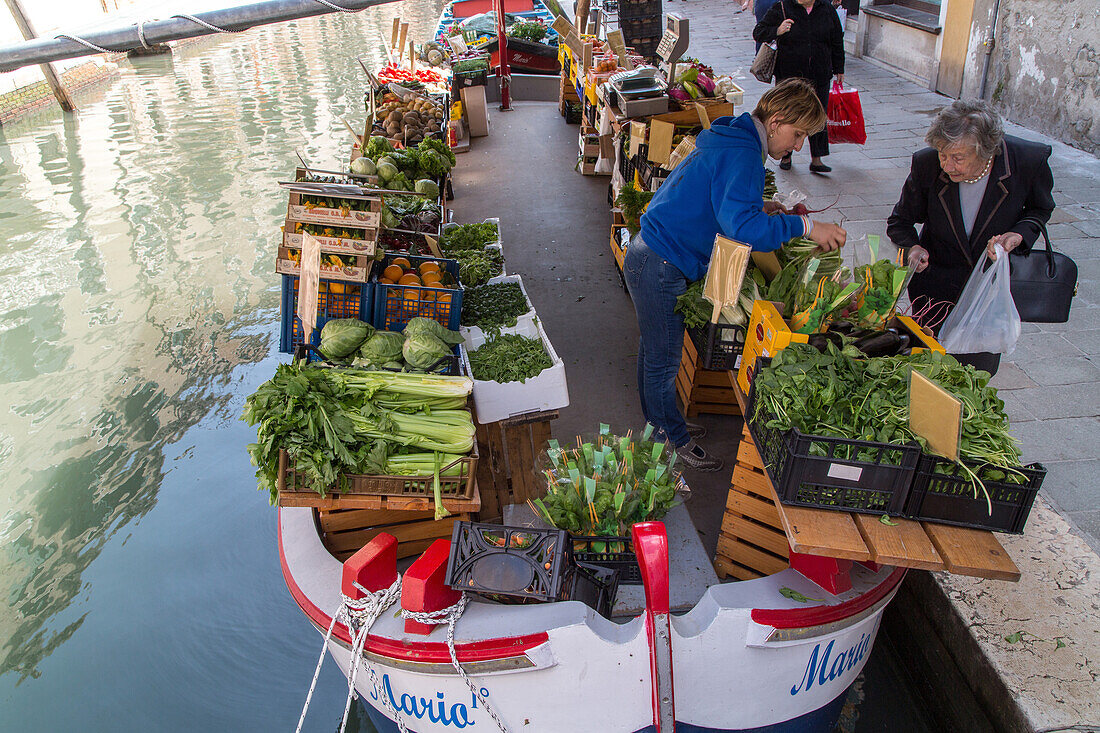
625, 78, 846, 471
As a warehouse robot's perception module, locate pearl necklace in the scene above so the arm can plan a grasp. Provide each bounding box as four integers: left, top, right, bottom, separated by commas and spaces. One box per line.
958, 156, 993, 185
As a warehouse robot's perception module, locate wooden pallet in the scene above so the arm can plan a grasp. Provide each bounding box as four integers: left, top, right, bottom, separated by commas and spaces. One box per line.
676, 332, 741, 418
714, 422, 791, 581
474, 410, 558, 523
318, 508, 472, 562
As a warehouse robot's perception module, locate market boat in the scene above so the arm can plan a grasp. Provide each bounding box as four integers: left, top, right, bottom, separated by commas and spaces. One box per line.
475, 36, 561, 75
280, 505, 906, 732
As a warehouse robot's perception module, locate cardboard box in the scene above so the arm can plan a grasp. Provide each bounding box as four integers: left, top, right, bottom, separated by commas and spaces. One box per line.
275, 246, 373, 283
286, 191, 381, 228
282, 221, 377, 256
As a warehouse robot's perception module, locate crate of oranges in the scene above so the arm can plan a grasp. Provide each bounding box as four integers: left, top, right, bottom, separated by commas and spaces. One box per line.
373, 253, 463, 332
278, 276, 374, 353
275, 247, 374, 283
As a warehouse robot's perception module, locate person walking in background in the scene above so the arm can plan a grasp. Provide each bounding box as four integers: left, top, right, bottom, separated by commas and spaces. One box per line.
753, 0, 779, 49
753, 0, 845, 173
887, 99, 1055, 376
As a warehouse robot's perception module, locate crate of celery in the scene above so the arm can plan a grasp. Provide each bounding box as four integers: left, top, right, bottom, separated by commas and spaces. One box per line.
460, 274, 535, 342
461, 318, 569, 424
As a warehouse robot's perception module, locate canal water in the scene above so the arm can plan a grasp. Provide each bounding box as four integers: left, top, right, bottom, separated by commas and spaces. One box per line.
0, 6, 443, 731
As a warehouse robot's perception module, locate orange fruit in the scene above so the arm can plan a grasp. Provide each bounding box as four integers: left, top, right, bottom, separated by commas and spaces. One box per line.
419, 290, 437, 303
403, 289, 420, 303
317, 282, 328, 293
419, 261, 441, 276
379, 276, 396, 285
436, 291, 453, 304
392, 257, 412, 270
383, 264, 404, 281
398, 273, 421, 286
421, 272, 442, 286
328, 282, 346, 294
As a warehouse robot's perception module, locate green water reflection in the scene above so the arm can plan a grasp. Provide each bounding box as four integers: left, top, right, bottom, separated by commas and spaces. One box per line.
0, 5, 440, 730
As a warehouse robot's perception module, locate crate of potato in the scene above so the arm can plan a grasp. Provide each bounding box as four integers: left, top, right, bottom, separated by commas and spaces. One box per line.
372, 91, 448, 148
373, 253, 463, 332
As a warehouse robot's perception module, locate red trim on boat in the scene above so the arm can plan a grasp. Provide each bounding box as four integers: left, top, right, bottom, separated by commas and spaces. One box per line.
278, 512, 548, 662
750, 567, 907, 629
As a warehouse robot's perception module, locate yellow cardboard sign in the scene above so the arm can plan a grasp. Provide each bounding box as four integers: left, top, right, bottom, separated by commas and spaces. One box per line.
909, 371, 962, 461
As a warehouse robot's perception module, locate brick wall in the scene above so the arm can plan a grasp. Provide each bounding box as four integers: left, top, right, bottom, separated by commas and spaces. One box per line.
0, 59, 119, 125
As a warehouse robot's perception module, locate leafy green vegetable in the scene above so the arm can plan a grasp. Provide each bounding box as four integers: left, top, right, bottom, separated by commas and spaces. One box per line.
405, 317, 463, 346
402, 332, 452, 370
779, 587, 825, 603
453, 247, 504, 287
851, 259, 908, 329
469, 333, 551, 383
532, 425, 682, 536
461, 281, 530, 329
880, 514, 898, 526
356, 331, 405, 367
319, 319, 374, 360
614, 182, 654, 236
439, 221, 499, 253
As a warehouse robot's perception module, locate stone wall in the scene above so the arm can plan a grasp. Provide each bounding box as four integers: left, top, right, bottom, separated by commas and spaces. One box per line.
0, 60, 118, 125
986, 0, 1100, 155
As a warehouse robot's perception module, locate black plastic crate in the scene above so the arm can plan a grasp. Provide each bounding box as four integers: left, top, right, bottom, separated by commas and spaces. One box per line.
746, 369, 919, 516
638, 156, 670, 190
905, 454, 1046, 533
688, 321, 746, 371
445, 522, 619, 616
572, 535, 641, 584
279, 276, 374, 354
564, 100, 583, 125
372, 252, 462, 332
619, 15, 663, 42
618, 0, 662, 19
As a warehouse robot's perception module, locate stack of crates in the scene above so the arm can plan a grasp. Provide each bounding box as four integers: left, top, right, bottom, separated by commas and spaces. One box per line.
617, 0, 663, 61
277, 167, 382, 353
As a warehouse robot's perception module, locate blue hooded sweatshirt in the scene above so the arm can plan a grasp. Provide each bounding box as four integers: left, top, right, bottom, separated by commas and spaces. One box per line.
638, 113, 807, 282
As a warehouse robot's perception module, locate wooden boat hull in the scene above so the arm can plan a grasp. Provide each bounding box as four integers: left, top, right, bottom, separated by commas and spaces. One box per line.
280, 507, 904, 732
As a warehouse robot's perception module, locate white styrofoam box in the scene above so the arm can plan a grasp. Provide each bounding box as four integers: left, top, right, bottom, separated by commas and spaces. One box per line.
461, 317, 569, 424
459, 274, 535, 344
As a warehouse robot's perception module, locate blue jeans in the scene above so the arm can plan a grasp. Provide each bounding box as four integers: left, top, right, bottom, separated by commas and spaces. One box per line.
623, 235, 691, 447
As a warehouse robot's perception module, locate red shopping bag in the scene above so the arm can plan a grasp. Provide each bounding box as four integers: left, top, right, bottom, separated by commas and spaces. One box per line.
827, 82, 867, 145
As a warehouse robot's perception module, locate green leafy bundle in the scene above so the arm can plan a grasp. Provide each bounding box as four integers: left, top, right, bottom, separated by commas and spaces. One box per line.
468, 333, 551, 383
752, 342, 1026, 510
439, 221, 499, 253
852, 259, 908, 328
242, 365, 474, 511
461, 281, 530, 329
614, 182, 654, 236
453, 247, 504, 286
532, 424, 682, 536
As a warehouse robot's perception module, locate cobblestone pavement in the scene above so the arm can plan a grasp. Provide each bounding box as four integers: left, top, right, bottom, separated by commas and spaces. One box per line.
665, 0, 1100, 551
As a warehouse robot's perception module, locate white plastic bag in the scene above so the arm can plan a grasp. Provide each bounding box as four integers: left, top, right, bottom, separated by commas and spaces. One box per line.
938, 245, 1021, 355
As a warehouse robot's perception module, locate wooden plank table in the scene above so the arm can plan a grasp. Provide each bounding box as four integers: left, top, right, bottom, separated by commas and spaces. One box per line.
728, 381, 1020, 583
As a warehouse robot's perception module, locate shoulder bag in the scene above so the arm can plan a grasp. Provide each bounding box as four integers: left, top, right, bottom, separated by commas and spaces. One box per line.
1009, 217, 1078, 323
750, 2, 786, 83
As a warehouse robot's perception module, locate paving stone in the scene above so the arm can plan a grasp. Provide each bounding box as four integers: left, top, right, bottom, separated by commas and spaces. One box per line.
1072, 219, 1100, 238
1008, 354, 1100, 386
1010, 382, 1100, 420
998, 390, 1039, 422
1010, 416, 1100, 462
1012, 332, 1086, 360
1064, 509, 1100, 554
1050, 237, 1099, 261
1038, 303, 1100, 332
1062, 328, 1100, 354
990, 360, 1039, 390
1039, 461, 1100, 513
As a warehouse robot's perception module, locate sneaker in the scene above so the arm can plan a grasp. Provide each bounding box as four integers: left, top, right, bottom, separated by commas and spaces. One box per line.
676, 440, 724, 472
685, 421, 707, 439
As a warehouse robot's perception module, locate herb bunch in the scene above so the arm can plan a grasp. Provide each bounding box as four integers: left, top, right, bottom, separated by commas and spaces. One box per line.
461, 281, 530, 329
468, 333, 551, 383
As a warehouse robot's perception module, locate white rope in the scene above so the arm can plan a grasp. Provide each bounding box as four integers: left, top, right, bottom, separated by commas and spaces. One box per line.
54, 34, 112, 54
311, 0, 362, 12
135, 22, 152, 51
171, 13, 250, 34
402, 595, 511, 733
295, 577, 403, 733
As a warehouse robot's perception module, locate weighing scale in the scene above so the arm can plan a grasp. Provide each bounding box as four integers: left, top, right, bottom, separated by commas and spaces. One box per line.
655, 14, 690, 88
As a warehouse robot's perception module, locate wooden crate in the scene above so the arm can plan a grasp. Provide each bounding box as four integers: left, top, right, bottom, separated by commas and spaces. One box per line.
474, 410, 558, 523
280, 481, 481, 514
609, 210, 626, 271
714, 423, 791, 581
318, 508, 472, 561
676, 332, 741, 418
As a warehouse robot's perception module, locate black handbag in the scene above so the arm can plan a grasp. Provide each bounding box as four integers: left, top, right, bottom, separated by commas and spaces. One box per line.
1008, 217, 1078, 323
750, 2, 786, 83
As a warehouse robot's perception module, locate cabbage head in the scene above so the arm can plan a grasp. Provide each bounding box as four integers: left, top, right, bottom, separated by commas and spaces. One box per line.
402, 332, 452, 370
356, 330, 405, 366
318, 318, 374, 360
405, 317, 463, 346
414, 179, 440, 198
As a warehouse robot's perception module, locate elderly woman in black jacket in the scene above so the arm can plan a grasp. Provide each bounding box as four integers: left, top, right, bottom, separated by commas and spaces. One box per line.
887, 99, 1055, 375
753, 0, 845, 173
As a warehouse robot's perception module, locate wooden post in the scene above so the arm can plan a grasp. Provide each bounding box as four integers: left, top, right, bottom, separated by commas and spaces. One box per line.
574, 0, 590, 34
4, 0, 76, 112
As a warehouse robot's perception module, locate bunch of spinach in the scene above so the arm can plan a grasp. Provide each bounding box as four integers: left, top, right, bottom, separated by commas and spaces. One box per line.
532, 424, 682, 536
468, 333, 551, 383
439, 221, 499, 253
461, 281, 530, 329
852, 259, 908, 328
453, 247, 504, 287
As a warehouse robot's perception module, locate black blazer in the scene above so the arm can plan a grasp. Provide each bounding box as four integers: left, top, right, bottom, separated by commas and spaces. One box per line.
887, 135, 1055, 307
753, 0, 845, 86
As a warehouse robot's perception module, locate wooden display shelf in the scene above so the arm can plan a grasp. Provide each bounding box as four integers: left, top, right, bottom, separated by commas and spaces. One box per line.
676, 331, 741, 418
474, 409, 558, 523
716, 383, 1022, 585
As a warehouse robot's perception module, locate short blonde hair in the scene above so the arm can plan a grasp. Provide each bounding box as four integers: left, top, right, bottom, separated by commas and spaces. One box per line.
754, 78, 827, 134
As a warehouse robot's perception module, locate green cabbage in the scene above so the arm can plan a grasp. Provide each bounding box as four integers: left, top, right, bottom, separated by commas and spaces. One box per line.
402, 332, 452, 370
414, 179, 440, 198
350, 156, 376, 176
318, 318, 374, 360
356, 330, 405, 366
405, 317, 463, 346
376, 160, 398, 182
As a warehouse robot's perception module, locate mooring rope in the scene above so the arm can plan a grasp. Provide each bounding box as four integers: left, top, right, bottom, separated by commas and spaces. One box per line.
295, 577, 403, 733
402, 595, 511, 733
